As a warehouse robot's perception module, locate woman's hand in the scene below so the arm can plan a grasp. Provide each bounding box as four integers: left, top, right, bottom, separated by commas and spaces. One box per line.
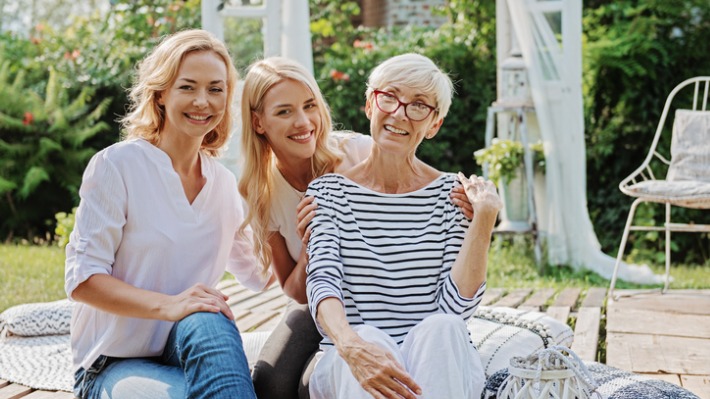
450, 185, 474, 219
162, 283, 234, 321
457, 172, 503, 218
339, 337, 422, 399
296, 195, 316, 245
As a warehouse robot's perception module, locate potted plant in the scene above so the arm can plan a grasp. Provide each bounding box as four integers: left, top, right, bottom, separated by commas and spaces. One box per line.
474, 138, 545, 232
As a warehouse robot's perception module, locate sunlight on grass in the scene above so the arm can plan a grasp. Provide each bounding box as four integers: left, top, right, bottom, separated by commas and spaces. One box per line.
485, 236, 710, 290
0, 244, 67, 312
1, 239, 708, 312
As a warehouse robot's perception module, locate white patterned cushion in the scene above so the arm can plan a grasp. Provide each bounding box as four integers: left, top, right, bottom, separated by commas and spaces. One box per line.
0, 299, 73, 337
623, 109, 710, 209
623, 180, 710, 208
483, 362, 700, 399
668, 109, 710, 183
469, 306, 574, 378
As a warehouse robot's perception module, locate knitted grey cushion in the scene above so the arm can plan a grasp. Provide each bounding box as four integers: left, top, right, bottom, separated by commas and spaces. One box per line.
483, 362, 700, 399
469, 306, 574, 378
0, 299, 72, 337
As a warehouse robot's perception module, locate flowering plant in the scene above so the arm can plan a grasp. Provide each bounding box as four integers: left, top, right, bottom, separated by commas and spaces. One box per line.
474, 139, 545, 185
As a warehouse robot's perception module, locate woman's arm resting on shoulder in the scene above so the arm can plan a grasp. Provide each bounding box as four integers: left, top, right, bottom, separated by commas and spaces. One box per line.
71, 274, 234, 321
267, 195, 317, 303
268, 232, 308, 303
450, 173, 503, 298
316, 298, 422, 399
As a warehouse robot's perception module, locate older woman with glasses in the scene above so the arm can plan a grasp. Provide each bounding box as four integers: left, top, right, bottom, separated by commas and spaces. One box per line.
304, 53, 503, 399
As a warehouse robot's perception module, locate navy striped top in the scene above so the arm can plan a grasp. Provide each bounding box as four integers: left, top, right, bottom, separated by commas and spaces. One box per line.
305, 173, 486, 347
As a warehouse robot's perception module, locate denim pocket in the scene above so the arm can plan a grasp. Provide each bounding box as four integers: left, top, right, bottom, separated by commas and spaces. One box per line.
74, 355, 113, 399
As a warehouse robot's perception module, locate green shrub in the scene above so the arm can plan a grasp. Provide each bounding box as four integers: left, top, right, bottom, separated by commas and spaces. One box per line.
54, 207, 76, 248
0, 63, 111, 241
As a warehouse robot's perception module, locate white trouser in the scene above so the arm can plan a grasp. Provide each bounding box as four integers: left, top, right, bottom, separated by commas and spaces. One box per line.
309, 313, 485, 399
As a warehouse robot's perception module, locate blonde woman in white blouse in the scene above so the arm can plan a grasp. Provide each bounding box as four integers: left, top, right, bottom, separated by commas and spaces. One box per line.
65, 30, 267, 399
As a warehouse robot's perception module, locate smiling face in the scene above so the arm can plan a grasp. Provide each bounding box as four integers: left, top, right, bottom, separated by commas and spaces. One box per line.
252, 79, 321, 163
158, 50, 228, 144
366, 84, 443, 155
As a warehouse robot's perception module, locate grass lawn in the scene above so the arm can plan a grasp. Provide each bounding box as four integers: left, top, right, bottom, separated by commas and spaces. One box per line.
0, 244, 67, 312
1, 239, 709, 312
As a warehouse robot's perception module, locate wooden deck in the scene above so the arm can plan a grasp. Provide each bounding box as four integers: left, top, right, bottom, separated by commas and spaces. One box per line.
2, 282, 708, 399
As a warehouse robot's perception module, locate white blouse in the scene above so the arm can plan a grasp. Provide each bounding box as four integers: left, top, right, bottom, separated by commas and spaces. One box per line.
65, 139, 268, 372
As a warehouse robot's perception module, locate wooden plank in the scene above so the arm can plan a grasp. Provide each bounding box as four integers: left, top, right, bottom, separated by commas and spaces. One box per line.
231, 286, 284, 311
607, 307, 710, 339
552, 288, 582, 307
226, 288, 265, 309
217, 279, 247, 297
493, 288, 532, 308
581, 287, 607, 308
519, 288, 556, 311
611, 290, 710, 315
570, 307, 600, 361
249, 293, 289, 314
606, 332, 710, 374
546, 306, 571, 324
0, 382, 7, 389
23, 391, 73, 399
480, 288, 505, 306
681, 375, 710, 399
236, 310, 280, 333
0, 383, 33, 399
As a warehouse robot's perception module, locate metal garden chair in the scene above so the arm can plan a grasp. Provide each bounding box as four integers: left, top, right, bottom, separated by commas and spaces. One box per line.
609, 76, 710, 298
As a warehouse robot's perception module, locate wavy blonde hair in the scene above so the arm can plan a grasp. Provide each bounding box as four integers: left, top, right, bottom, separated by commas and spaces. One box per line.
239, 57, 341, 274
121, 29, 239, 156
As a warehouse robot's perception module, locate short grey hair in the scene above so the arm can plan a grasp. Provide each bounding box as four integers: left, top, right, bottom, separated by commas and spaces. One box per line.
365, 53, 454, 119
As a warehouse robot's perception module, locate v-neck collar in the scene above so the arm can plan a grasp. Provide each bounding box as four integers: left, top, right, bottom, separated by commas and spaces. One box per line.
135, 139, 212, 218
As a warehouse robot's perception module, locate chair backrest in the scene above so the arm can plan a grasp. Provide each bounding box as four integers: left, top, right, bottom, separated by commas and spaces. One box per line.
667, 109, 710, 182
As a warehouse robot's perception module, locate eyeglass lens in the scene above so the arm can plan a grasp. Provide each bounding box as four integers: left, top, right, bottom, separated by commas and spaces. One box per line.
375, 92, 433, 121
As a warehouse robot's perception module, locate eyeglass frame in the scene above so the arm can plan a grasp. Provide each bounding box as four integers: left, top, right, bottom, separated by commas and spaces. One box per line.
372, 89, 438, 121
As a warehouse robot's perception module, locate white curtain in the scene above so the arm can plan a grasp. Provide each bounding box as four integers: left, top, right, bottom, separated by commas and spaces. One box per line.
504, 0, 662, 284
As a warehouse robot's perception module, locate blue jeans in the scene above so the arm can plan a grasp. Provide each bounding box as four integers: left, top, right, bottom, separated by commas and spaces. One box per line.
74, 312, 256, 399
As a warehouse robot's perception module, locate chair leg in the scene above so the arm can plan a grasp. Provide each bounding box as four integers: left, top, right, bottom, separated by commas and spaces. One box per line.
609, 198, 644, 299
663, 202, 671, 293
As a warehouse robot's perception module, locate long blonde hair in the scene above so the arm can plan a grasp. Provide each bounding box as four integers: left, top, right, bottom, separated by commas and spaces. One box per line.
239, 57, 341, 274
121, 29, 239, 156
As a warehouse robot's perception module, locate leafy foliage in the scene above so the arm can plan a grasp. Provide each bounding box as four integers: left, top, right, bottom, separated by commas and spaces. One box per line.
0, 63, 110, 240
54, 208, 76, 248
474, 139, 545, 185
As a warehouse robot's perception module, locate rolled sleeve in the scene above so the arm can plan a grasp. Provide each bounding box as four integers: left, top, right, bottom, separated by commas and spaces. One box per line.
64, 151, 126, 300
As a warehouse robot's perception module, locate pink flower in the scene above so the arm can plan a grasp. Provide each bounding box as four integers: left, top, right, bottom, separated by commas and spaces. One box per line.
353, 40, 374, 50
22, 112, 34, 126
329, 69, 350, 82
